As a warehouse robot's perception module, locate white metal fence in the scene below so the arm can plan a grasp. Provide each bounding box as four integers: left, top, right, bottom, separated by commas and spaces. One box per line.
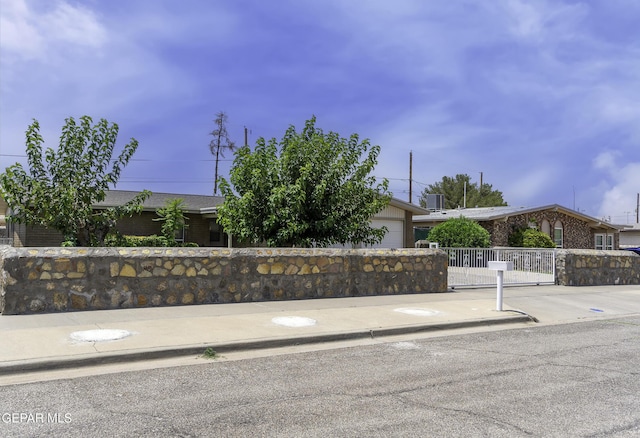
443, 247, 556, 288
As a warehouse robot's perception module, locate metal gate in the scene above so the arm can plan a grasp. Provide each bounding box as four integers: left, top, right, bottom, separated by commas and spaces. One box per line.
443, 247, 556, 288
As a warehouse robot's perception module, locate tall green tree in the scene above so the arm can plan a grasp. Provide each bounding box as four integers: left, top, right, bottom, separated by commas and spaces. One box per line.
419, 174, 507, 209
209, 111, 236, 195
0, 116, 150, 246
217, 116, 391, 247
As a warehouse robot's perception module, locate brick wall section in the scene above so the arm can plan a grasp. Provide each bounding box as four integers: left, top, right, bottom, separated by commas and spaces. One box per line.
25, 224, 64, 247
555, 249, 640, 286
0, 247, 447, 315
12, 212, 214, 248
112, 212, 212, 246
186, 214, 214, 247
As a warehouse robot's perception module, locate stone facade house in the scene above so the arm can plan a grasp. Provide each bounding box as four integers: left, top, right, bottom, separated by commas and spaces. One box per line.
413, 204, 624, 249
3, 191, 428, 249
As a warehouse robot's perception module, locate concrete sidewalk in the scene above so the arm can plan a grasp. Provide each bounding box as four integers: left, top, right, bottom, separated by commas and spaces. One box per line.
1, 284, 639, 375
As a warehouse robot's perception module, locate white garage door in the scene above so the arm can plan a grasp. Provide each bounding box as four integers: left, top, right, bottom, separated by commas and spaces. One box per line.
369, 219, 404, 249
326, 219, 405, 249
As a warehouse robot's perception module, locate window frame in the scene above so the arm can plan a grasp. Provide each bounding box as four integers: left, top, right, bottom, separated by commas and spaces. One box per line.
553, 221, 563, 248
595, 233, 613, 250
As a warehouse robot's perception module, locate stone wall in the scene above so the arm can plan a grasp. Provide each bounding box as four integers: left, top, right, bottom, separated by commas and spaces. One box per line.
555, 249, 640, 286
0, 247, 447, 315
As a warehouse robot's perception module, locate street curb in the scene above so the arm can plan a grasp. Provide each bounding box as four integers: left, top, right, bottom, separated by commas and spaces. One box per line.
0, 315, 533, 375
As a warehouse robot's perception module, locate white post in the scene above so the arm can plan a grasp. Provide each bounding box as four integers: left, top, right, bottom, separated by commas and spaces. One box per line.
488, 261, 513, 312
496, 270, 504, 311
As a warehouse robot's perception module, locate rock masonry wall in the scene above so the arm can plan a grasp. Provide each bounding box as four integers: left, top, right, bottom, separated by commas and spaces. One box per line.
0, 247, 447, 315
555, 249, 640, 286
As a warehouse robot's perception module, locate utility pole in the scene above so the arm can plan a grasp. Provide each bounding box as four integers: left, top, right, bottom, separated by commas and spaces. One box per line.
244, 126, 248, 147
463, 181, 467, 209
409, 151, 413, 204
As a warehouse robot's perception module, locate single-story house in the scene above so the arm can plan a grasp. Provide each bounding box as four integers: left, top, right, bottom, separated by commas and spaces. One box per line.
620, 223, 640, 249
2, 191, 226, 248
3, 190, 429, 249
318, 198, 429, 249
413, 204, 624, 250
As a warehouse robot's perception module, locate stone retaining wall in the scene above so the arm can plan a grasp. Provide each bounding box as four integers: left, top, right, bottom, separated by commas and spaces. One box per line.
555, 249, 640, 286
0, 247, 447, 315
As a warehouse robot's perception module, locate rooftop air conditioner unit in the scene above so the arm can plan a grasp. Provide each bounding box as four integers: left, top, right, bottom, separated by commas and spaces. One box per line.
426, 194, 445, 211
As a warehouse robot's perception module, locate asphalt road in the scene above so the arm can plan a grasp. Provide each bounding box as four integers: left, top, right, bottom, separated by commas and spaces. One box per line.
1, 317, 639, 437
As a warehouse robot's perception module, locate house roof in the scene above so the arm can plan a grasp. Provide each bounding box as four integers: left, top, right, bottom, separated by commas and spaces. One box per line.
621, 223, 640, 232
97, 190, 426, 217
388, 198, 430, 215
413, 204, 624, 231
96, 190, 224, 213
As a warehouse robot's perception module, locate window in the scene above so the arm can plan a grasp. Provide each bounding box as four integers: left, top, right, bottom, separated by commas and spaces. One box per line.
541, 219, 551, 236
553, 221, 563, 248
209, 220, 222, 243
595, 234, 613, 250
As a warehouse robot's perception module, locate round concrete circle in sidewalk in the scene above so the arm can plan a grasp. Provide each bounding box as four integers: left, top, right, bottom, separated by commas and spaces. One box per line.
271, 316, 317, 327
69, 329, 133, 343
394, 308, 441, 317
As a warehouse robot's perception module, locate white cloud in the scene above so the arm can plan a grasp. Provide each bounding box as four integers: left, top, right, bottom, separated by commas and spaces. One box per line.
593, 152, 640, 222
505, 0, 544, 38
0, 0, 209, 156
502, 0, 588, 43
503, 167, 558, 206
48, 2, 106, 47
0, 0, 44, 57
593, 151, 621, 172
0, 0, 106, 60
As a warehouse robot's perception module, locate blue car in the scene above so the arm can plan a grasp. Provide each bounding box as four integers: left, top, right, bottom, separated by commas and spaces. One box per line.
623, 247, 640, 255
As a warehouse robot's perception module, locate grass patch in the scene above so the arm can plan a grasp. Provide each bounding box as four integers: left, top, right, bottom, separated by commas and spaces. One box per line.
203, 347, 221, 360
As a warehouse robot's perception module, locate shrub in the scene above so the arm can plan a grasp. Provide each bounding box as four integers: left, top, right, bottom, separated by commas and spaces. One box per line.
508, 228, 555, 248
428, 216, 490, 248
103, 233, 199, 247
104, 234, 169, 247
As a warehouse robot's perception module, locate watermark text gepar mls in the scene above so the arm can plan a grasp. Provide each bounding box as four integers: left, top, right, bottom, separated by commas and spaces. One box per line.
2, 412, 72, 424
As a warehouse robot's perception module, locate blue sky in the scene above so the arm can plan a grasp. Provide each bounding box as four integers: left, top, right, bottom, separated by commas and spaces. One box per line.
1, 0, 639, 224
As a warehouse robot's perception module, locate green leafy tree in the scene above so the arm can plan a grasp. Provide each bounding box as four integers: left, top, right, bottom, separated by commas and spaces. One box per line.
508, 227, 555, 248
419, 174, 507, 209
209, 111, 236, 195
428, 216, 490, 248
217, 116, 391, 247
154, 198, 189, 245
0, 116, 150, 246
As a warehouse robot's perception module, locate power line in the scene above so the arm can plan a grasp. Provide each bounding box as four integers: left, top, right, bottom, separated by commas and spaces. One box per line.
1, 154, 234, 163
130, 158, 233, 162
